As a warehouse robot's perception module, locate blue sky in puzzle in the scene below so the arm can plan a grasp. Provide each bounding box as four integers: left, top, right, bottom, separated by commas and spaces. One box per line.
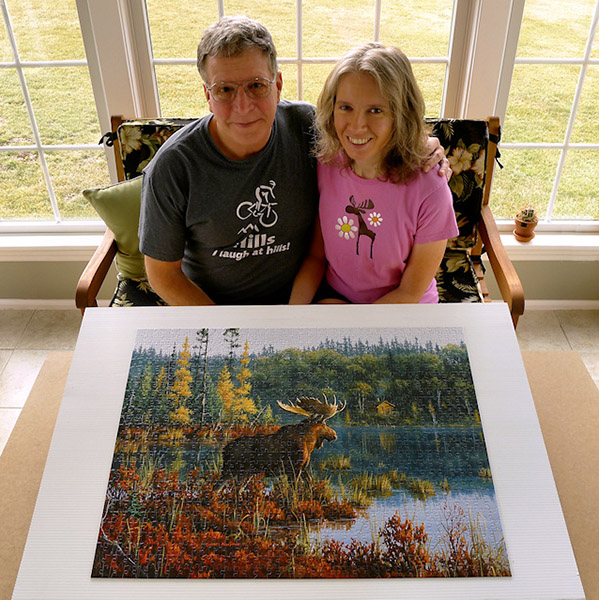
134, 326, 465, 357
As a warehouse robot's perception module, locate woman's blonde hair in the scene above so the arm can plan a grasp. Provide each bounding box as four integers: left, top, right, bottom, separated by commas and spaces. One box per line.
315, 42, 429, 183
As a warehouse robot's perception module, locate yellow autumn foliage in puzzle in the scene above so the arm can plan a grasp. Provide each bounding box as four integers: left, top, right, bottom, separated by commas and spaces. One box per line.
217, 344, 258, 423
168, 337, 193, 425
217, 364, 235, 422
169, 405, 192, 426
233, 341, 258, 422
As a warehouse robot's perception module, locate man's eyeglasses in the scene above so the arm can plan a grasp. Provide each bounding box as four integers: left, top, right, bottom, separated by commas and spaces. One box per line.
204, 76, 276, 104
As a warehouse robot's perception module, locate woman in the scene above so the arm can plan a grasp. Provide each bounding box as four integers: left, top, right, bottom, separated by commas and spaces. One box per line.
290, 42, 458, 304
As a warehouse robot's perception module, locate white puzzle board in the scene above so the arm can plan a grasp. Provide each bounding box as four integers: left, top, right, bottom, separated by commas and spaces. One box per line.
12, 304, 584, 599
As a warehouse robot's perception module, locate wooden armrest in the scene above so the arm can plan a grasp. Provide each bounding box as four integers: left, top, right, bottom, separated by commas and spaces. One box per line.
478, 204, 525, 327
75, 229, 118, 315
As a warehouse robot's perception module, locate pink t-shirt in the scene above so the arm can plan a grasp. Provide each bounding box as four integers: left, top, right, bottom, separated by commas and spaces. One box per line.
318, 162, 459, 304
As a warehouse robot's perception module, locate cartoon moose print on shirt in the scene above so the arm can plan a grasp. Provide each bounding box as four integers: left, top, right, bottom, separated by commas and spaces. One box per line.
345, 195, 379, 259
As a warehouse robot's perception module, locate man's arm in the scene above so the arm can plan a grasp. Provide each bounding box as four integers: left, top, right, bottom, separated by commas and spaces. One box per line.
373, 239, 447, 304
145, 256, 215, 306
423, 136, 451, 179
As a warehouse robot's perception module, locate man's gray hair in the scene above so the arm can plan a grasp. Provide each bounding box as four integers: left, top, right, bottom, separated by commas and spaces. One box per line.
197, 15, 278, 81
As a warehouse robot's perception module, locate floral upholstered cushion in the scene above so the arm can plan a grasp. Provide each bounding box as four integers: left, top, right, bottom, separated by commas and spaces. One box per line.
435, 250, 483, 303
117, 118, 195, 181
428, 118, 490, 304
98, 118, 195, 308
427, 119, 488, 251
110, 277, 167, 308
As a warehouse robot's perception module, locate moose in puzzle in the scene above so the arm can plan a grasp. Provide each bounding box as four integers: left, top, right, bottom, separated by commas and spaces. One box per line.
221, 395, 346, 482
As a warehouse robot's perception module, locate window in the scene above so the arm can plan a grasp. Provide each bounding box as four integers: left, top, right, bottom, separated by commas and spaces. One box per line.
0, 0, 109, 229
2, 0, 598, 233
495, 0, 599, 224
146, 0, 452, 119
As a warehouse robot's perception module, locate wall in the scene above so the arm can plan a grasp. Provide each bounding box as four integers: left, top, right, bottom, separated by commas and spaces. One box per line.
1, 259, 598, 305
484, 260, 599, 302
0, 261, 117, 304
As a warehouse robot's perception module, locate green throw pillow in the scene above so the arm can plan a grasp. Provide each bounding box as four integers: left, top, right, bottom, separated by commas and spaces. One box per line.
83, 176, 146, 280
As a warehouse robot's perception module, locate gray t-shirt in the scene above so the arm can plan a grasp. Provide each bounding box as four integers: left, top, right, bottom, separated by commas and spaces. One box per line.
139, 100, 318, 304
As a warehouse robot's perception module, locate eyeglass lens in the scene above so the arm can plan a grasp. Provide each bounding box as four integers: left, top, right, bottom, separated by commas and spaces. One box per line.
209, 78, 273, 103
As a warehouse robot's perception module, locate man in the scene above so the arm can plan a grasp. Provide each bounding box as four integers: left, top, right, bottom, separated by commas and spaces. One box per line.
139, 16, 448, 306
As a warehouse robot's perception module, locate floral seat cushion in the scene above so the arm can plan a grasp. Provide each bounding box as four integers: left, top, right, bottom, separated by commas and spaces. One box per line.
436, 250, 483, 303
429, 118, 489, 304
110, 277, 168, 308
107, 117, 489, 306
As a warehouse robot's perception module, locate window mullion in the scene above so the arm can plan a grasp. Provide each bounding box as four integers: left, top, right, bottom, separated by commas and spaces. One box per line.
443, 0, 474, 117
466, 1, 517, 118
494, 0, 525, 124
445, 0, 524, 120
122, 0, 160, 117
77, 0, 159, 124
77, 0, 161, 181
0, 59, 88, 68
1, 144, 100, 152
296, 0, 303, 100
373, 0, 381, 42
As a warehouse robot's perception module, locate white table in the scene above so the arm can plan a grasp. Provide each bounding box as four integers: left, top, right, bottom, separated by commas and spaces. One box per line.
4, 304, 595, 599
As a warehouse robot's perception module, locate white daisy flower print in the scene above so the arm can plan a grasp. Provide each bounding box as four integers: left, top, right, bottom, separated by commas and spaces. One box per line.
368, 212, 383, 227
335, 216, 358, 240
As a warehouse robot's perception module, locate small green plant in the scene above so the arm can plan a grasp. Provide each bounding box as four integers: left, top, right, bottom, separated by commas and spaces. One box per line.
516, 205, 537, 223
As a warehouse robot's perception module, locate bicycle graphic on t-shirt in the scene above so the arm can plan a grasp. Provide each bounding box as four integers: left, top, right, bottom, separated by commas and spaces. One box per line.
236, 180, 278, 227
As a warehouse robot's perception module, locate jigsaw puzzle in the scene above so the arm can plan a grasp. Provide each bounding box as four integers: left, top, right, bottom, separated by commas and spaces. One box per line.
92, 326, 510, 579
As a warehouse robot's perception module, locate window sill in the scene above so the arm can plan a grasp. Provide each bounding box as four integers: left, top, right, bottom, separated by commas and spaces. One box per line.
0, 233, 598, 262
0, 234, 106, 262
493, 233, 599, 261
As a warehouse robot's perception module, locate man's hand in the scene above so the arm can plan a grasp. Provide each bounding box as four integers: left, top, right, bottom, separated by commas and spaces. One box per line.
145, 256, 215, 306
423, 136, 452, 181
